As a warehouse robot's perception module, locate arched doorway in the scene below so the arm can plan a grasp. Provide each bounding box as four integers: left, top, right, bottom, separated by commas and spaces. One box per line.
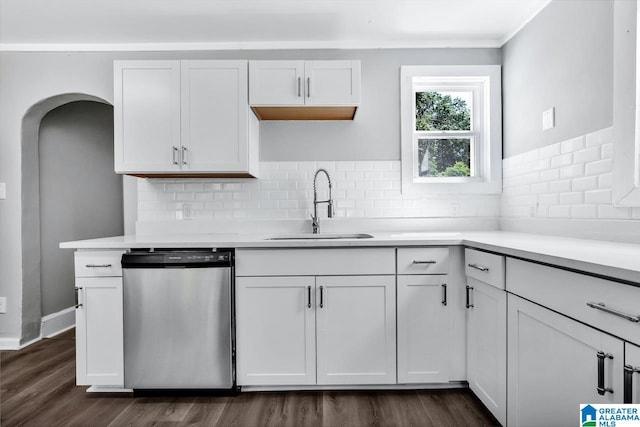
21, 93, 125, 342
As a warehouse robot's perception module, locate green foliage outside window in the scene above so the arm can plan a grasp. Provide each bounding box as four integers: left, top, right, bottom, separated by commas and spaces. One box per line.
416, 92, 472, 177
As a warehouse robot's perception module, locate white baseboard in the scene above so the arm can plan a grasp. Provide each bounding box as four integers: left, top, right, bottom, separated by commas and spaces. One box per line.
0, 337, 21, 350
41, 306, 75, 338
241, 382, 467, 392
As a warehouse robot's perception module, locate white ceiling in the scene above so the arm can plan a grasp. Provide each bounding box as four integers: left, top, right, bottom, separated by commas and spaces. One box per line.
0, 0, 551, 51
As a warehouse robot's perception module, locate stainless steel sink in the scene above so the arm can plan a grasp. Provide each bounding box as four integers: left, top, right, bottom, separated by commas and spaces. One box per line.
266, 233, 374, 240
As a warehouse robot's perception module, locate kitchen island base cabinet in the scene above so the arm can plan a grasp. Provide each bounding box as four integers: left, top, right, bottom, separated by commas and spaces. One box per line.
507, 295, 623, 427
466, 278, 506, 426
75, 277, 124, 386
236, 275, 396, 386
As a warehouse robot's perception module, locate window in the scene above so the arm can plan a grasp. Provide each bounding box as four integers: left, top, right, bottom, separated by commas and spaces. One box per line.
400, 65, 502, 194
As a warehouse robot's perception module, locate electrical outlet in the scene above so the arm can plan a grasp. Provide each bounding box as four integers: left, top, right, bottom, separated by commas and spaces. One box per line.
542, 107, 555, 131
0, 297, 7, 314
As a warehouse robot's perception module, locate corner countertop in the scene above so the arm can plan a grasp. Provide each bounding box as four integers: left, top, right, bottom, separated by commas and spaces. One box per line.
60, 231, 640, 285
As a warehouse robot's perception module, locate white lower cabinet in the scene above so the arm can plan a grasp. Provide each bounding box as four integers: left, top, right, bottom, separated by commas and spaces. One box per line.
625, 343, 640, 403
507, 294, 623, 427
75, 277, 124, 386
316, 275, 396, 385
466, 278, 507, 426
397, 275, 450, 383
236, 275, 396, 386
235, 276, 316, 385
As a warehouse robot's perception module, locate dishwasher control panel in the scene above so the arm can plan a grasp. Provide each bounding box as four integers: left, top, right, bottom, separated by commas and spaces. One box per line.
122, 250, 233, 269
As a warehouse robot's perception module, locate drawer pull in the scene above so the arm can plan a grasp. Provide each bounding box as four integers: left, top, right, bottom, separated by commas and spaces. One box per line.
306, 286, 312, 309
85, 264, 112, 268
468, 263, 489, 272
586, 302, 640, 323
413, 260, 437, 265
597, 351, 614, 395
441, 283, 447, 306
319, 286, 324, 308
624, 364, 640, 403
465, 285, 474, 309
74, 287, 83, 309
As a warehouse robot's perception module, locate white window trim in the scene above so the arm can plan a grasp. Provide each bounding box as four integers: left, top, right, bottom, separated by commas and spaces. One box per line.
400, 65, 502, 194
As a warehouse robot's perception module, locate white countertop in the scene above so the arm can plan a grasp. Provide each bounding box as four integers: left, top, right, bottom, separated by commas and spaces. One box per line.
60, 231, 640, 285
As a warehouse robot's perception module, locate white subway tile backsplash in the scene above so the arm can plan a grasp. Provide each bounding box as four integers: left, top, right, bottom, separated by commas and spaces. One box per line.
502, 126, 638, 223
584, 189, 612, 204
585, 127, 613, 147
560, 164, 584, 179
561, 136, 585, 154
573, 147, 600, 164
137, 160, 500, 222
550, 153, 573, 168
585, 159, 613, 176
559, 192, 584, 205
571, 176, 598, 192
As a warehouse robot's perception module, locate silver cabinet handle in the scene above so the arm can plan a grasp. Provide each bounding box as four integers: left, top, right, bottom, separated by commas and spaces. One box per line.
172, 146, 179, 165
297, 77, 301, 97
468, 263, 489, 272
441, 283, 447, 306
587, 302, 640, 323
85, 264, 112, 268
624, 364, 640, 403
182, 146, 188, 165
413, 260, 437, 264
307, 286, 312, 309
465, 285, 474, 309
307, 77, 310, 98
74, 287, 83, 309
597, 351, 614, 395
319, 285, 324, 308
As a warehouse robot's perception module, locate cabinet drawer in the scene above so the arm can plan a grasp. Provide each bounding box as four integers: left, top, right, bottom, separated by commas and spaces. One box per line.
236, 248, 395, 276
465, 248, 505, 289
507, 258, 640, 346
397, 248, 449, 275
75, 251, 125, 277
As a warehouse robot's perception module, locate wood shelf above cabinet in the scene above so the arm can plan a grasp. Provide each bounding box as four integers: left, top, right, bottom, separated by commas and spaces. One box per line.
251, 106, 357, 121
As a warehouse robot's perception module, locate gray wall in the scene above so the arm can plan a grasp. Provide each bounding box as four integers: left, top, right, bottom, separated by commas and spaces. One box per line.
38, 101, 123, 317
0, 47, 499, 342
502, 0, 613, 158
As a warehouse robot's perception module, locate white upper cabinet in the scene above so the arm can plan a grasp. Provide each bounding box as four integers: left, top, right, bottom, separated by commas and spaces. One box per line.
248, 60, 305, 106
249, 60, 361, 120
304, 61, 361, 106
114, 61, 181, 173
114, 60, 258, 177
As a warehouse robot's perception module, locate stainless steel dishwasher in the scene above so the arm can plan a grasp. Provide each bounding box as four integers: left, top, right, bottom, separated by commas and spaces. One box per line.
122, 249, 234, 390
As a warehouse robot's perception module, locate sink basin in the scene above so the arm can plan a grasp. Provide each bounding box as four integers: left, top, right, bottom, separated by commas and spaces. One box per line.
266, 233, 374, 240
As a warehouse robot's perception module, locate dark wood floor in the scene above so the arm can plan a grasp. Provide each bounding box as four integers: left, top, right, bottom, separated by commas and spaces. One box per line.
1, 329, 500, 426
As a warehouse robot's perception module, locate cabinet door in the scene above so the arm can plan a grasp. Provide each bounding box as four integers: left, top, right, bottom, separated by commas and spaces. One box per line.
625, 343, 640, 403
75, 277, 124, 386
249, 60, 305, 105
236, 276, 316, 385
466, 278, 507, 426
114, 60, 181, 173
508, 294, 623, 427
304, 60, 361, 106
181, 60, 250, 173
316, 275, 396, 385
397, 275, 450, 383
